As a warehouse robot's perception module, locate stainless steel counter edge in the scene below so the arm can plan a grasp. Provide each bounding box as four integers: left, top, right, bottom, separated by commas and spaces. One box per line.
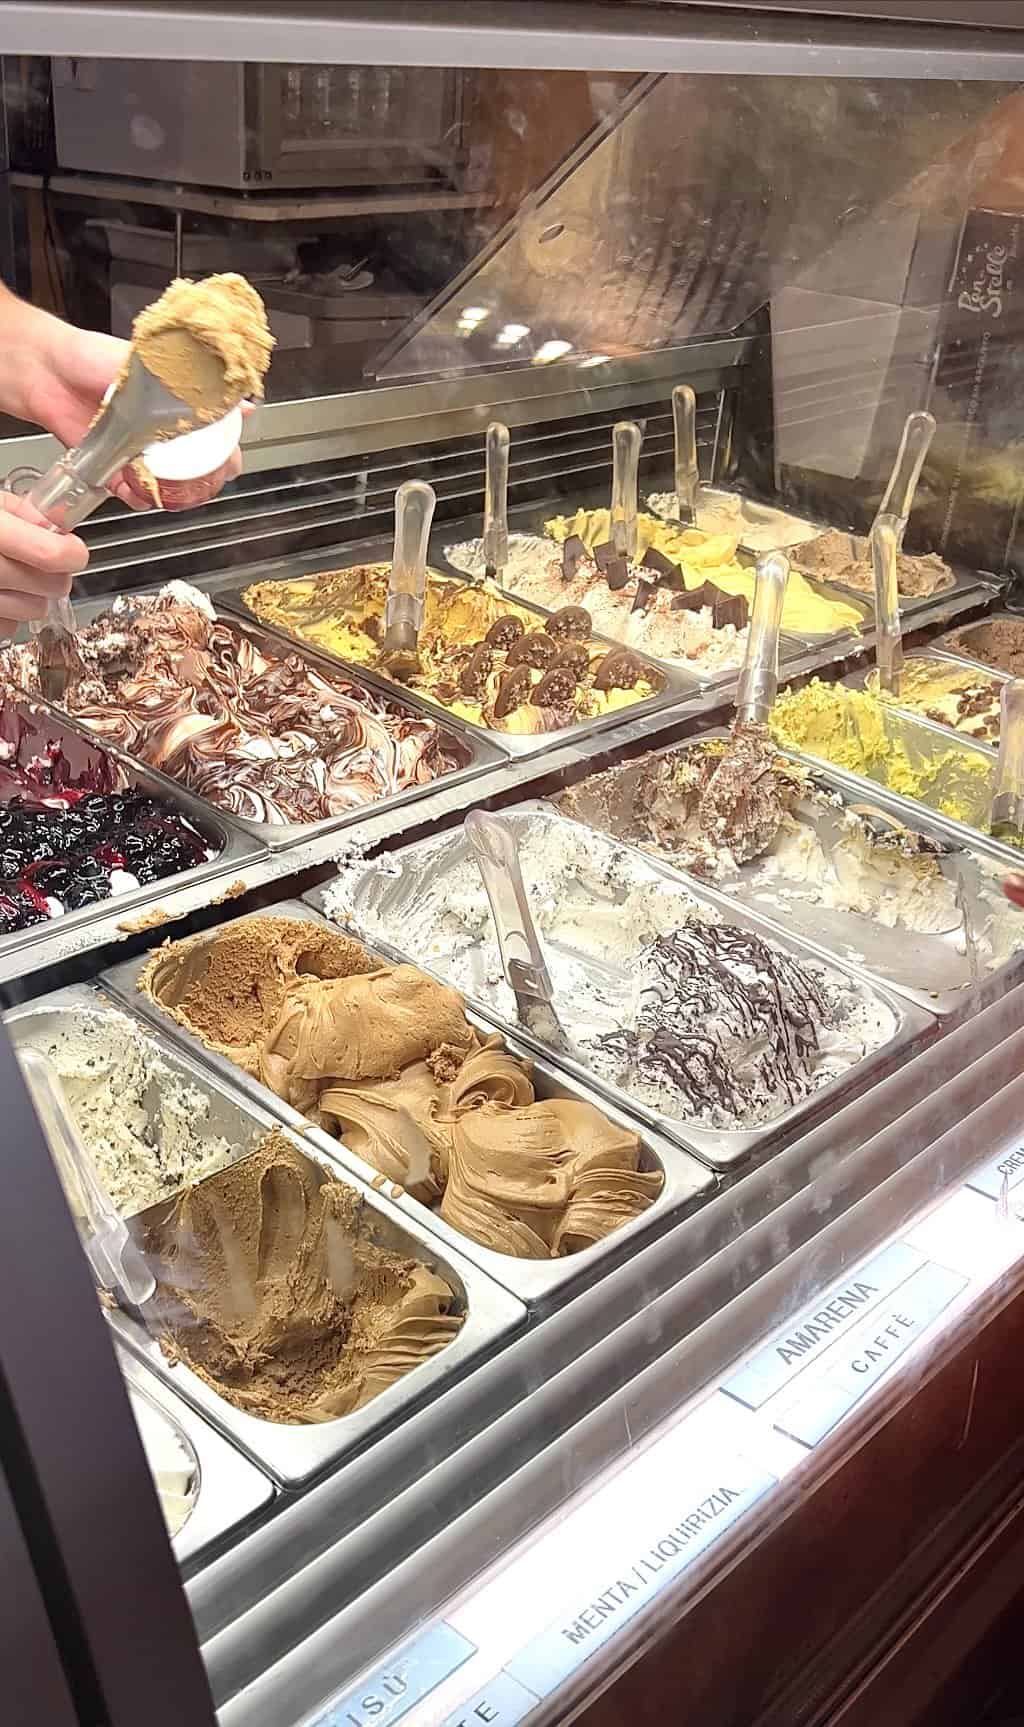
191, 987, 1024, 1726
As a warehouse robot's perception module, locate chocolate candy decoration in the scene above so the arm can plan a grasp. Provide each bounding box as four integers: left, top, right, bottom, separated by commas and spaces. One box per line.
593, 540, 630, 591
552, 642, 589, 679
594, 647, 645, 691
641, 547, 679, 582
711, 589, 749, 630
507, 630, 558, 669
547, 604, 592, 641
533, 665, 580, 707
562, 534, 589, 579
493, 664, 533, 717
484, 614, 525, 650
459, 642, 494, 697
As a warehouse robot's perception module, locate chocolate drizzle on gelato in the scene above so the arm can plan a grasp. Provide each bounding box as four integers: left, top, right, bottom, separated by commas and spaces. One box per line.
594, 923, 828, 1121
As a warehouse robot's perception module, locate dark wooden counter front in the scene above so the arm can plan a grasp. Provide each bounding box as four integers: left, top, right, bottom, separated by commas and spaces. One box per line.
579, 1271, 1024, 1727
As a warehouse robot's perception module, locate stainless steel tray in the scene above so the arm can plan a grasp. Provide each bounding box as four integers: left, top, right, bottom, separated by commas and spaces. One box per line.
433, 510, 817, 684
934, 610, 1024, 681
11, 980, 524, 1487
31, 591, 504, 851
542, 733, 1024, 1018
0, 694, 264, 959
771, 692, 1022, 861
843, 649, 1002, 753
100, 904, 717, 1305
315, 815, 932, 1170
117, 1348, 274, 1571
215, 551, 697, 762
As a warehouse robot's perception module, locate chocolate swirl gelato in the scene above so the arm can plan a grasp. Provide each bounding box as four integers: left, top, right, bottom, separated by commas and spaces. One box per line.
0, 584, 465, 826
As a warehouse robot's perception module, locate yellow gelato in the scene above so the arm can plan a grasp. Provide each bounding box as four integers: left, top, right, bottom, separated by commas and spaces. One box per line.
243, 564, 662, 734
769, 678, 999, 834
545, 509, 863, 638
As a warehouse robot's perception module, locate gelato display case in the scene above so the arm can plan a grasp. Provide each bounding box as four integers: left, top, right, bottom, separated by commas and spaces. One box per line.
8, 7, 1024, 1727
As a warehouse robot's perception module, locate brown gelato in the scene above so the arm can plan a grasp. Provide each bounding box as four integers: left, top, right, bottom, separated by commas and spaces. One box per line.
132, 273, 274, 422
139, 915, 661, 1259
945, 617, 1024, 680
136, 1130, 461, 1424
793, 529, 954, 600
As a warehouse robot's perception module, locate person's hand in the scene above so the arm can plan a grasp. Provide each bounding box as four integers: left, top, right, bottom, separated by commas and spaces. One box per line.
0, 491, 88, 638
1004, 872, 1024, 909
0, 287, 243, 509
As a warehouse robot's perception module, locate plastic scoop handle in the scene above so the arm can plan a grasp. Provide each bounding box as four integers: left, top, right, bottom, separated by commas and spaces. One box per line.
876, 409, 936, 537
872, 516, 903, 696
736, 552, 788, 725
610, 420, 642, 559
465, 809, 555, 1003
384, 479, 435, 650
482, 421, 510, 578
990, 679, 1024, 842
18, 1046, 155, 1305
672, 385, 699, 526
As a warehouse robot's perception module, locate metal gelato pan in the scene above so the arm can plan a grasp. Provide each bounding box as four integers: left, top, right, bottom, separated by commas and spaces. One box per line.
118, 1349, 274, 1571
318, 813, 932, 1171
215, 556, 697, 763
545, 731, 1023, 1017
843, 649, 1003, 754
0, 694, 263, 959
26, 592, 504, 852
101, 903, 717, 1307
934, 610, 1024, 682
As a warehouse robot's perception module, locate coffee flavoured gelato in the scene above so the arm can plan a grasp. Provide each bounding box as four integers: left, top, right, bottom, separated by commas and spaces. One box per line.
131, 273, 273, 423
137, 1130, 462, 1424
242, 564, 661, 735
0, 584, 465, 826
792, 530, 955, 600
139, 916, 661, 1259
945, 618, 1024, 680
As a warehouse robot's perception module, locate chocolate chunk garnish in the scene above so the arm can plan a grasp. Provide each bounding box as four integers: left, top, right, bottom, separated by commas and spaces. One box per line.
547, 605, 592, 641
552, 642, 590, 679
710, 589, 749, 630
594, 647, 645, 691
641, 547, 679, 582
459, 643, 494, 697
670, 587, 704, 613
508, 630, 557, 669
593, 540, 630, 590
484, 614, 525, 650
630, 575, 659, 615
493, 664, 533, 717
534, 666, 580, 707
562, 535, 589, 580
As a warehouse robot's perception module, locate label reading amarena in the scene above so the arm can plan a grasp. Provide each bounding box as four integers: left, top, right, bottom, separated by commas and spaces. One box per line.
722, 1240, 924, 1411
504, 1455, 774, 1699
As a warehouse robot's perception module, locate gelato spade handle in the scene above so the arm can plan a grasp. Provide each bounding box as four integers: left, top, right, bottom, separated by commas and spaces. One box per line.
735, 552, 788, 726
672, 385, 699, 526
465, 809, 555, 1004
872, 516, 903, 697
876, 409, 936, 541
990, 679, 1024, 843
610, 420, 642, 559
482, 421, 510, 579
383, 479, 436, 654
18, 1047, 155, 1306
